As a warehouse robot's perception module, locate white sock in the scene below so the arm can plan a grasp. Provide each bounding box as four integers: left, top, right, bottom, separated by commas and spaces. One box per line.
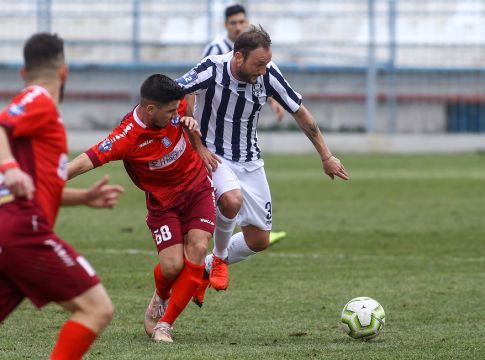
212, 208, 236, 260
227, 232, 256, 265
205, 232, 257, 272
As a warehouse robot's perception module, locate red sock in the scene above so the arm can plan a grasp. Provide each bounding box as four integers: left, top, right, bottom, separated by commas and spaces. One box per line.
50, 320, 97, 360
161, 258, 204, 325
154, 262, 174, 300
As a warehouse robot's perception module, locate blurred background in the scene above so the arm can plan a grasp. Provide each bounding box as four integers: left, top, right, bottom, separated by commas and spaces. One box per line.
1, 0, 485, 152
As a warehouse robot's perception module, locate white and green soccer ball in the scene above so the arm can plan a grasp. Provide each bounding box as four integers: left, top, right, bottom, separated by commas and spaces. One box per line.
340, 297, 385, 340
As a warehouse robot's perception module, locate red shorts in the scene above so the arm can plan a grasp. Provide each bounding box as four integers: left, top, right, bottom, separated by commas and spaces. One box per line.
146, 179, 216, 253
0, 202, 100, 323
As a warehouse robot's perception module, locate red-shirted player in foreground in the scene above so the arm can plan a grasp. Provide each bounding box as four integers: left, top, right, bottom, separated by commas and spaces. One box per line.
0, 33, 124, 359
68, 74, 216, 343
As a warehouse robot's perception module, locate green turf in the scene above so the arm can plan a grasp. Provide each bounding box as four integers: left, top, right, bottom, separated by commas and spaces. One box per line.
1, 153, 484, 359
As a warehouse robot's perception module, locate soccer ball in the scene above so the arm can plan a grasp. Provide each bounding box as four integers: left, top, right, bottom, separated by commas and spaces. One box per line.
340, 297, 385, 340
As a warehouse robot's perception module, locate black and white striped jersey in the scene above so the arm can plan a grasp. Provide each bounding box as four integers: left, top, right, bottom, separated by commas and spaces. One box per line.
201, 35, 234, 58
176, 52, 302, 162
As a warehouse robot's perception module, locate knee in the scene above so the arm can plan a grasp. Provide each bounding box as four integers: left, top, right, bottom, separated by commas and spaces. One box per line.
86, 289, 114, 330
161, 259, 184, 280
190, 239, 209, 257
96, 296, 115, 328
250, 237, 270, 252
244, 231, 270, 252
185, 231, 211, 264
218, 190, 243, 218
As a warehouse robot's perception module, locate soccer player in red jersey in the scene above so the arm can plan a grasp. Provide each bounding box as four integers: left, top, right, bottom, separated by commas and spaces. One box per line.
68, 74, 216, 343
0, 33, 124, 360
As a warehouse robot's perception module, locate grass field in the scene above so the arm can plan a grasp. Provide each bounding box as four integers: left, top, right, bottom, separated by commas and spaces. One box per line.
1, 153, 484, 359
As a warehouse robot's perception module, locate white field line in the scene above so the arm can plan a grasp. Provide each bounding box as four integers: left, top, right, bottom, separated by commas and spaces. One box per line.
270, 170, 485, 181
83, 248, 485, 263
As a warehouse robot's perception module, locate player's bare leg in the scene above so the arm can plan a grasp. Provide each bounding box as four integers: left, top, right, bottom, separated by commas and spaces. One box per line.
52, 284, 114, 359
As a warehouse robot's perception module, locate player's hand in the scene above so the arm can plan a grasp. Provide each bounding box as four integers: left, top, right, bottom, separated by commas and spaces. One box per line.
269, 98, 285, 122
322, 156, 349, 180
85, 175, 125, 209
197, 146, 221, 176
180, 116, 202, 137
3, 168, 35, 200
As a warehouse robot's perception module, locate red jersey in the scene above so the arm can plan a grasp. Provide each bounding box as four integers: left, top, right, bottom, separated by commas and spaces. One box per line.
85, 103, 208, 211
0, 86, 68, 227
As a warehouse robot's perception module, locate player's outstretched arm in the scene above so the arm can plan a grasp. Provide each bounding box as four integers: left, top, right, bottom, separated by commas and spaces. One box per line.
68, 152, 95, 180
292, 104, 349, 180
62, 174, 124, 208
0, 126, 35, 199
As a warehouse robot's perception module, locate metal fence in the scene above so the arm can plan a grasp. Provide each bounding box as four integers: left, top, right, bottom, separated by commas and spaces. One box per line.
1, 0, 485, 133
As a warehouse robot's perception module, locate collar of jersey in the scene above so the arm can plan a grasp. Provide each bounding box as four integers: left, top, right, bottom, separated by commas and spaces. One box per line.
133, 105, 147, 129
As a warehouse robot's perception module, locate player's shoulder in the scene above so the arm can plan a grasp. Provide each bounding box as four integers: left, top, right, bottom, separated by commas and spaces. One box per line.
0, 86, 56, 125
112, 111, 143, 143
10, 86, 55, 114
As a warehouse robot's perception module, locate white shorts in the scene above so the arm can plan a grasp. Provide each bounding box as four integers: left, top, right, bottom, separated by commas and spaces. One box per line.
212, 158, 272, 231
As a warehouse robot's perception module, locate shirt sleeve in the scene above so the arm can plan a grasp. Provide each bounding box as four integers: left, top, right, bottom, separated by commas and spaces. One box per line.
176, 57, 216, 95
0, 93, 56, 138
263, 62, 303, 114
202, 43, 222, 58
85, 123, 133, 168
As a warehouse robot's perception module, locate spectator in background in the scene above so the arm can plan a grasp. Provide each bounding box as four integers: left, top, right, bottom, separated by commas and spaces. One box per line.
0, 33, 123, 360
201, 3, 287, 246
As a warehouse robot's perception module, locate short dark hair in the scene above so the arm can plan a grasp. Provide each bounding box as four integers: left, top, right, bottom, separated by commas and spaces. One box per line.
225, 4, 246, 21
233, 25, 271, 59
140, 74, 185, 105
23, 33, 64, 72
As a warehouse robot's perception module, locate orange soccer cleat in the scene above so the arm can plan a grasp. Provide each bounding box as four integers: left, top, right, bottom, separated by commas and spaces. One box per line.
192, 273, 210, 308
209, 255, 229, 291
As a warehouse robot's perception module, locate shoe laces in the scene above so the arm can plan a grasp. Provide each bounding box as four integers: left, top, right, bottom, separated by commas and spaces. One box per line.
154, 321, 172, 334
150, 298, 168, 319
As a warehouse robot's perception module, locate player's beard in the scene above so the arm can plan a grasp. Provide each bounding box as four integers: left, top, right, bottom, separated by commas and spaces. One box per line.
59, 81, 65, 103
235, 65, 256, 84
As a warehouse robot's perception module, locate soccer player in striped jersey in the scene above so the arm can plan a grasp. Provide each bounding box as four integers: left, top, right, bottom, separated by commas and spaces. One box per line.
177, 25, 349, 305
68, 74, 216, 343
0, 33, 124, 359
201, 3, 286, 245
202, 4, 248, 58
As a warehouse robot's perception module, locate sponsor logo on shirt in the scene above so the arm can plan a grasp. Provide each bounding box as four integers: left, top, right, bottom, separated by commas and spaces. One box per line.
148, 136, 186, 170
98, 139, 112, 152
44, 239, 76, 267
178, 70, 198, 86
162, 136, 172, 148
138, 139, 154, 148
252, 83, 263, 97
7, 103, 25, 116
171, 116, 180, 127
200, 218, 214, 226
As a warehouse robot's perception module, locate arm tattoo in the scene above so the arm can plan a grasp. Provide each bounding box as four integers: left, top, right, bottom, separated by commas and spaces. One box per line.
301, 121, 321, 146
